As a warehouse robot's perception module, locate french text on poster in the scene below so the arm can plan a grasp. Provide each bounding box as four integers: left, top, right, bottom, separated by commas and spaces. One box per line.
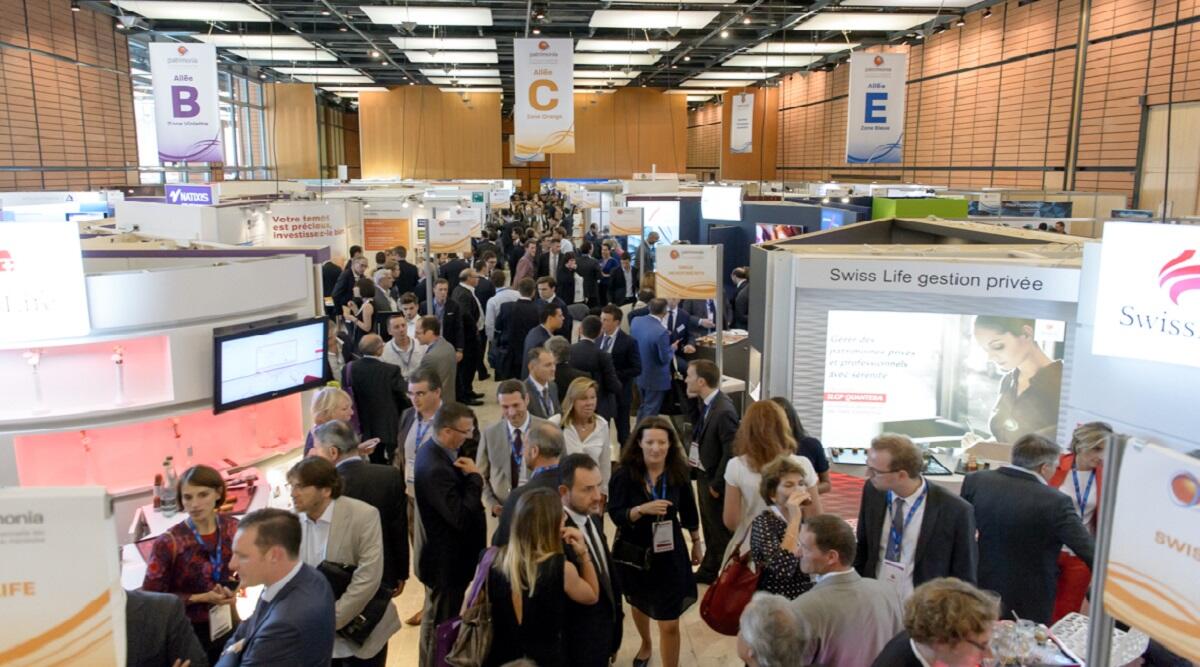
265, 202, 347, 255
794, 258, 1080, 302
429, 214, 474, 254
845, 52, 907, 164
655, 245, 719, 299
610, 206, 644, 237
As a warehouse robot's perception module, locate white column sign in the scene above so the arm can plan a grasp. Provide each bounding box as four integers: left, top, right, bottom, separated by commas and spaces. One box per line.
0, 220, 91, 343
655, 245, 719, 299
729, 92, 754, 154
610, 206, 644, 237
846, 52, 907, 164
514, 38, 574, 154
149, 43, 223, 163
429, 211, 475, 254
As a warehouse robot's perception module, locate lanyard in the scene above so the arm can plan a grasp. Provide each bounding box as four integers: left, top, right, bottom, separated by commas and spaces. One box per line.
186, 517, 223, 585
533, 463, 559, 478
1071, 469, 1095, 516
885, 485, 929, 558
649, 473, 668, 500
415, 419, 432, 447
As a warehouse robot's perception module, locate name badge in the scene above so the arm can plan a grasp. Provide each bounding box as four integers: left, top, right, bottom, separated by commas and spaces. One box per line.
652, 520, 675, 554
688, 442, 702, 468
209, 603, 233, 640
882, 559, 907, 586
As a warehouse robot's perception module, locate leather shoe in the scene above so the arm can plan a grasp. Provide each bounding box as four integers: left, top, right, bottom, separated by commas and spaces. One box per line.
694, 570, 717, 585
469, 391, 485, 399
633, 654, 650, 667
404, 609, 422, 626
462, 398, 484, 406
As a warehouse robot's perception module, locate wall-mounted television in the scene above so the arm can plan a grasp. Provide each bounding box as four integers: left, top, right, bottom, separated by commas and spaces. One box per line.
701, 185, 743, 221
213, 318, 329, 414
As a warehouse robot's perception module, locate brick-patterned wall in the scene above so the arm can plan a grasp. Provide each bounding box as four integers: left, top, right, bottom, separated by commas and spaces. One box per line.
687, 102, 722, 178
0, 0, 137, 191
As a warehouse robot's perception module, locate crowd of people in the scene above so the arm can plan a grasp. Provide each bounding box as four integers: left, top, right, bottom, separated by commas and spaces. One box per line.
129, 187, 1177, 667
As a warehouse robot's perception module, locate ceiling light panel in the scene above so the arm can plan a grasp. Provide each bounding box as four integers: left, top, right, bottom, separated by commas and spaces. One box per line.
334, 92, 362, 98
793, 12, 940, 31
845, 0, 976, 7
440, 87, 504, 94
404, 51, 499, 64
429, 77, 503, 85
320, 87, 390, 92
389, 37, 497, 50
575, 53, 659, 66
664, 89, 724, 95
111, 1, 271, 21
681, 79, 755, 87
617, 0, 732, 3
574, 70, 637, 79
589, 10, 720, 30
747, 42, 857, 54
273, 67, 361, 76
574, 79, 631, 87
360, 6, 493, 27
418, 68, 501, 77
228, 49, 337, 62
575, 39, 681, 52
195, 35, 313, 49
723, 55, 820, 68
687, 95, 720, 101
293, 74, 375, 84
695, 71, 778, 79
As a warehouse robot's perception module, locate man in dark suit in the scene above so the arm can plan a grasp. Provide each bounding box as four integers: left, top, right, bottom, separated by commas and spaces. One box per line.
555, 253, 581, 305
547, 335, 591, 404
493, 421, 565, 546
536, 237, 563, 279
419, 278, 465, 358
598, 305, 641, 447
559, 454, 624, 666
524, 347, 561, 419
631, 298, 673, 420
125, 590, 208, 667
574, 241, 603, 307
332, 255, 369, 313
608, 254, 638, 306
345, 334, 408, 465
217, 509, 335, 667
414, 403, 486, 667
855, 434, 978, 599
439, 250, 471, 294
685, 359, 740, 583
664, 299, 697, 357
497, 278, 541, 381
569, 315, 622, 422
535, 276, 573, 338
680, 298, 722, 336
451, 268, 485, 405
731, 267, 750, 330
322, 258, 343, 299
961, 434, 1095, 624
393, 246, 419, 296
522, 302, 563, 378
314, 420, 410, 596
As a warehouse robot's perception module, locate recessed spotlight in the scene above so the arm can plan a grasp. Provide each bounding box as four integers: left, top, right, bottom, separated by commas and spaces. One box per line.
683, 55, 691, 61
370, 50, 380, 58
532, 28, 541, 35
321, 10, 330, 16
720, 30, 729, 38
259, 73, 266, 79
742, 17, 751, 25
983, 7, 993, 18
409, 81, 415, 86
671, 64, 677, 69
339, 26, 348, 32
956, 17, 966, 26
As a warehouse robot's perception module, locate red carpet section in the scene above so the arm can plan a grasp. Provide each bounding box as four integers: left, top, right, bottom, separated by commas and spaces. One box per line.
822, 472, 866, 530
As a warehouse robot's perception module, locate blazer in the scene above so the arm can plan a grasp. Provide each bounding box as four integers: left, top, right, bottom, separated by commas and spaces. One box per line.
321, 261, 342, 298
521, 324, 555, 378
568, 339, 622, 420
475, 277, 496, 311
961, 467, 1096, 624
663, 308, 694, 349
319, 496, 401, 659
215, 564, 335, 667
536, 296, 573, 338
414, 439, 487, 590
346, 357, 407, 446
870, 631, 924, 667
692, 392, 740, 489
450, 285, 482, 352
555, 265, 580, 304
602, 329, 641, 404
564, 514, 624, 667
416, 337, 457, 406
492, 465, 563, 547
394, 260, 419, 296
125, 590, 208, 667
476, 416, 551, 510
790, 570, 905, 667
439, 257, 470, 294
419, 298, 465, 351
331, 268, 360, 313
574, 253, 603, 306
732, 280, 750, 329
554, 363, 591, 403
525, 377, 561, 419
498, 298, 541, 380
536, 251, 564, 279
336, 458, 409, 590
607, 266, 638, 305
854, 480, 978, 587
630, 315, 672, 391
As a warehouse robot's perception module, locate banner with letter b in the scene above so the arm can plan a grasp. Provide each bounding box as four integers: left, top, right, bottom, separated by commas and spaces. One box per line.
846, 52, 907, 164
514, 38, 574, 155
150, 42, 223, 163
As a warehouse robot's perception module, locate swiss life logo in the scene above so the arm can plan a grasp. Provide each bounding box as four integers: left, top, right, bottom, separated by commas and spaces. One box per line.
1114, 247, 1200, 340
1159, 249, 1200, 305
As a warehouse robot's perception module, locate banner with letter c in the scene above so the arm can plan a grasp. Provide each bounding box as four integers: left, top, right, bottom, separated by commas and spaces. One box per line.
149, 42, 223, 163
846, 52, 907, 164
514, 38, 574, 155
655, 245, 719, 299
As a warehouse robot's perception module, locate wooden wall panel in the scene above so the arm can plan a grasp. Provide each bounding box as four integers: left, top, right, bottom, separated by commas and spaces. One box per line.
720, 87, 778, 182
549, 88, 687, 179
264, 83, 319, 179
687, 103, 721, 179
359, 86, 502, 179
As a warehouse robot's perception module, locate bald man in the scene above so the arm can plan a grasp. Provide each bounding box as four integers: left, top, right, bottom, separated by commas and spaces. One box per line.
346, 333, 409, 464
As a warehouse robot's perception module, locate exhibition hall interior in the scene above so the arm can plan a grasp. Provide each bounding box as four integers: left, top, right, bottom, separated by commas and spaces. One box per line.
2, 0, 1200, 666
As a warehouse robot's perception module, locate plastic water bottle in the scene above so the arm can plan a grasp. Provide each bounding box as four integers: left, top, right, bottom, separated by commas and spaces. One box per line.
161, 457, 179, 516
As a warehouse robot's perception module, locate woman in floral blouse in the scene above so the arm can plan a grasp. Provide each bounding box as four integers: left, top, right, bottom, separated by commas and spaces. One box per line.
749, 456, 815, 599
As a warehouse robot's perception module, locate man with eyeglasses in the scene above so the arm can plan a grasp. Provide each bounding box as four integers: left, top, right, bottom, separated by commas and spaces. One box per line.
413, 401, 485, 667
871, 577, 999, 667
395, 368, 443, 627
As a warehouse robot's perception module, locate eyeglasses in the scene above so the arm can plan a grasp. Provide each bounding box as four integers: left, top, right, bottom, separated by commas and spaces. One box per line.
865, 464, 897, 476
963, 637, 993, 655
448, 425, 475, 436
407, 389, 430, 399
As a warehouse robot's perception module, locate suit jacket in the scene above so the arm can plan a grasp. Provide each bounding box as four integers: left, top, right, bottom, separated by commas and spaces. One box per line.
451, 285, 482, 354
693, 392, 740, 490
215, 564, 335, 667
568, 339, 622, 420
732, 280, 750, 329
416, 337, 457, 404
336, 458, 409, 590
575, 253, 603, 306
498, 298, 541, 380
630, 315, 672, 391
475, 277, 496, 310
346, 357, 407, 446
564, 514, 624, 667
125, 590, 208, 667
608, 266, 638, 305
476, 416, 550, 510
854, 480, 978, 587
419, 298, 464, 351
395, 260, 419, 296
319, 496, 401, 659
321, 261, 342, 298
492, 466, 562, 547
536, 296, 573, 338
961, 467, 1095, 624
870, 631, 923, 667
664, 308, 694, 349
602, 329, 641, 405
790, 570, 904, 667
331, 268, 360, 312
521, 325, 554, 378
414, 439, 486, 590
536, 251, 564, 279
555, 266, 581, 305
439, 257, 469, 294
554, 363, 591, 403
525, 377, 561, 419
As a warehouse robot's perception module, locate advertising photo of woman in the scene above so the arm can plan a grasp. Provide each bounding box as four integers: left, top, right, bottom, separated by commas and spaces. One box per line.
972, 315, 1063, 443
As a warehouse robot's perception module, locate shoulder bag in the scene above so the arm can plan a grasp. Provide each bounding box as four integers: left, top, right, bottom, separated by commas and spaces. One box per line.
699, 531, 759, 636
436, 546, 499, 667
316, 560, 394, 646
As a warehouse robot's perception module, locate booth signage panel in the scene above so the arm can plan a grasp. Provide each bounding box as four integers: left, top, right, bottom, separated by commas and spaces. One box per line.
1103, 442, 1200, 661
794, 258, 1080, 302
263, 202, 347, 255
1092, 222, 1200, 369
0, 486, 125, 665
164, 183, 217, 206
429, 213, 475, 254
656, 245, 719, 299
513, 38, 574, 155
729, 92, 754, 154
610, 206, 644, 236
846, 52, 907, 164
149, 42, 223, 163
0, 221, 91, 343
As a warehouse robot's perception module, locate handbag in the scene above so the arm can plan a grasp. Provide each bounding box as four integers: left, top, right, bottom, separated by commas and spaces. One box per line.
610, 532, 652, 572
316, 560, 393, 646
699, 532, 760, 636
435, 546, 499, 667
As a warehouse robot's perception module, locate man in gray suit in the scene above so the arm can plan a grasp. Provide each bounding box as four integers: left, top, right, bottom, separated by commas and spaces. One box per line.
790, 514, 904, 667
524, 347, 560, 419
125, 589, 208, 667
415, 314, 457, 404
476, 379, 550, 518
289, 457, 401, 666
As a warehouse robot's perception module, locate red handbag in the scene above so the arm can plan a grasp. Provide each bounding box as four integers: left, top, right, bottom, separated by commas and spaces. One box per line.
699, 533, 759, 636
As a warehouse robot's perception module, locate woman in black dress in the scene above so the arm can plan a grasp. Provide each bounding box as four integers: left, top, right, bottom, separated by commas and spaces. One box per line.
608, 416, 703, 667
485, 487, 600, 667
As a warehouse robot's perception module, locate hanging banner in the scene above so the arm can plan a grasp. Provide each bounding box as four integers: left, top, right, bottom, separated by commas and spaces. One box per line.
655, 244, 719, 299
1103, 442, 1200, 661
429, 211, 475, 255
513, 38, 574, 155
846, 52, 907, 164
610, 206, 644, 237
0, 220, 91, 343
0, 486, 125, 665
729, 92, 754, 154
149, 43, 223, 163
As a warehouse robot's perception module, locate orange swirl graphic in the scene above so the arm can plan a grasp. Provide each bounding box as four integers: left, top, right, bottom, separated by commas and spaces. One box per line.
655, 273, 717, 299
1105, 561, 1200, 661
0, 590, 113, 665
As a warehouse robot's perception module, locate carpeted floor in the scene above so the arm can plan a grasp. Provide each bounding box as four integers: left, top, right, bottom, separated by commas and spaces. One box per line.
821, 472, 866, 530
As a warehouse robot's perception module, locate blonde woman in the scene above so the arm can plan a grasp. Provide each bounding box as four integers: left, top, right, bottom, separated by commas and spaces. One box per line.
1048, 421, 1114, 622
556, 377, 613, 499
723, 400, 823, 561
303, 387, 376, 457
485, 488, 599, 667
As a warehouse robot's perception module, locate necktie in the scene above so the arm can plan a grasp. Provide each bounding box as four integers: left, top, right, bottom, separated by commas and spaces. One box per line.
584, 518, 606, 579
511, 428, 523, 489
886, 497, 906, 562
668, 310, 676, 333
541, 389, 553, 416
707, 300, 716, 326
600, 334, 612, 352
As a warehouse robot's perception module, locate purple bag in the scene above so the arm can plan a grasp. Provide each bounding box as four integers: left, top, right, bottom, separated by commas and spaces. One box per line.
434, 547, 499, 667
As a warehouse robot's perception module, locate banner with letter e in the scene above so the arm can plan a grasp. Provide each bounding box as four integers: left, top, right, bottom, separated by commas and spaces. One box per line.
655, 245, 719, 299
846, 52, 907, 164
514, 38, 574, 155
0, 486, 125, 665
150, 42, 223, 163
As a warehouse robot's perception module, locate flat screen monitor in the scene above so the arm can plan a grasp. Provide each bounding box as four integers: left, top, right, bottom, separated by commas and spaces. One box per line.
820, 208, 850, 230
755, 224, 806, 243
701, 186, 743, 221
213, 318, 329, 414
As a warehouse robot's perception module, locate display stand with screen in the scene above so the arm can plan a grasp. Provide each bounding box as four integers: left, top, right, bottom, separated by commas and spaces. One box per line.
213, 318, 328, 414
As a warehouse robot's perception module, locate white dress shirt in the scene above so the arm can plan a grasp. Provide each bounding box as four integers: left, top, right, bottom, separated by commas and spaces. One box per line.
404, 407, 440, 492
875, 478, 927, 600
563, 418, 612, 494
381, 337, 426, 375
623, 267, 634, 297
261, 561, 303, 603
565, 504, 606, 577
300, 499, 336, 568
814, 567, 857, 584
573, 273, 585, 304
485, 287, 520, 341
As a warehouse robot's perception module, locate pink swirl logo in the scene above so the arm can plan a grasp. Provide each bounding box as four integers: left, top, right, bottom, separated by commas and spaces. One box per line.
1159, 249, 1200, 305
